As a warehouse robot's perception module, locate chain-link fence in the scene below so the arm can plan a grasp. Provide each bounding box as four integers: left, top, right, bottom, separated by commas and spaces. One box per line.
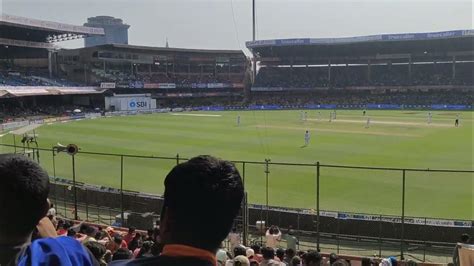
1, 143, 472, 262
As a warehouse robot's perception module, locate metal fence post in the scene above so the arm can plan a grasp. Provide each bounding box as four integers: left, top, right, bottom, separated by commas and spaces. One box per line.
85, 188, 89, 221
316, 161, 320, 252
401, 169, 406, 260
264, 159, 270, 226
52, 149, 57, 207
120, 155, 124, 225
72, 154, 78, 220
176, 153, 180, 165
243, 192, 248, 247
379, 214, 382, 257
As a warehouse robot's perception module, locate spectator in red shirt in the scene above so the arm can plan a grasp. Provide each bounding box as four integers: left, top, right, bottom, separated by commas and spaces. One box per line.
123, 227, 136, 245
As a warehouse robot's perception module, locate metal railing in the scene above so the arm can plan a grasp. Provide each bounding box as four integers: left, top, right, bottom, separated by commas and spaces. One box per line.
0, 143, 472, 262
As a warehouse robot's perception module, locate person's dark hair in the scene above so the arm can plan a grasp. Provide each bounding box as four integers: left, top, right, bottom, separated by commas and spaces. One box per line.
114, 234, 123, 245
128, 233, 143, 252
84, 241, 106, 262
285, 248, 295, 260
361, 257, 372, 266
0, 154, 50, 237
461, 233, 471, 243
95, 230, 107, 241
112, 248, 131, 261
67, 229, 77, 237
250, 244, 261, 254
161, 155, 244, 251
137, 241, 154, 258
276, 248, 285, 261
329, 253, 339, 264
332, 259, 350, 266
261, 246, 275, 260
302, 251, 322, 266
128, 226, 136, 234
291, 256, 301, 266
233, 245, 246, 257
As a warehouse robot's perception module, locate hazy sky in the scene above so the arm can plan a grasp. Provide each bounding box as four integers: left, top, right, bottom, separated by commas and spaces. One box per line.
2, 0, 473, 50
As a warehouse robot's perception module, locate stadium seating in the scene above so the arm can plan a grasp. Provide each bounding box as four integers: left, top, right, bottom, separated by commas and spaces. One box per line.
254, 62, 474, 88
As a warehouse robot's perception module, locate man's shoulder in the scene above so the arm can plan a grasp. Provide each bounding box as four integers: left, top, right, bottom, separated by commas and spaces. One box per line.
18, 237, 97, 266
110, 255, 214, 266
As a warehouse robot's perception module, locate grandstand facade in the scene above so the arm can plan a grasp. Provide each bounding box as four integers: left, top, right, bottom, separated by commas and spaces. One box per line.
247, 30, 474, 106
53, 44, 251, 107
0, 14, 106, 121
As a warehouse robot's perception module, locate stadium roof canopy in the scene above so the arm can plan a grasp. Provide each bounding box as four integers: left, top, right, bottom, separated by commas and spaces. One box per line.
246, 30, 474, 65
0, 14, 105, 49
0, 87, 106, 98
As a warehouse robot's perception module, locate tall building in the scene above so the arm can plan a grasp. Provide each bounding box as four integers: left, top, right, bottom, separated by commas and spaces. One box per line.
84, 16, 130, 47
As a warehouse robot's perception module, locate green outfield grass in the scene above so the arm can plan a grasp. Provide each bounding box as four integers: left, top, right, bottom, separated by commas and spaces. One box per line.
2, 110, 472, 219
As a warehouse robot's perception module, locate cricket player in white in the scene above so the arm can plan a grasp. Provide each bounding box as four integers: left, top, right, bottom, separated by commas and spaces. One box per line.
304, 130, 310, 146
237, 115, 241, 126
300, 111, 304, 121
365, 117, 371, 128
318, 111, 322, 120
304, 111, 308, 121
427, 112, 432, 124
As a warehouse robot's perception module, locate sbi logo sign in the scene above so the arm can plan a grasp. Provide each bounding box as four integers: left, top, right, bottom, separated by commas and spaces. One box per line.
129, 99, 147, 109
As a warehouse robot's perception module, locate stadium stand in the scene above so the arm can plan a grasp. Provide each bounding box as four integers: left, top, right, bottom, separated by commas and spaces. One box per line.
247, 30, 474, 108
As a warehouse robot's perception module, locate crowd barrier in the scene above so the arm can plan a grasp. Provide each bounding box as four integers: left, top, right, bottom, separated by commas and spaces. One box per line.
1, 102, 472, 132
0, 142, 471, 262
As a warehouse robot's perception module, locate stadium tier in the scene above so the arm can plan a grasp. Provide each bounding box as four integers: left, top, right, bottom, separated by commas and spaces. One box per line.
247, 30, 474, 90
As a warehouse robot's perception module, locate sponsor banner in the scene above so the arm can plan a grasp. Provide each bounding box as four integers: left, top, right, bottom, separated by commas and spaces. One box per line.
2, 120, 29, 131
85, 113, 102, 119
191, 83, 208, 89
232, 83, 245, 89
100, 82, 116, 89
116, 82, 130, 89
71, 114, 86, 120
43, 118, 58, 123
207, 83, 230, 89
431, 104, 469, 110
248, 105, 282, 110
157, 83, 176, 89
366, 104, 402, 110
304, 104, 337, 109
0, 37, 55, 49
1, 14, 104, 35
144, 83, 160, 89
246, 30, 468, 48
58, 116, 71, 121
32, 119, 44, 124
144, 83, 177, 89
129, 81, 144, 89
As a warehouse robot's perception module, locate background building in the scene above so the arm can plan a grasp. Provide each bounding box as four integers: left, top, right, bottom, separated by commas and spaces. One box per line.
84, 16, 130, 47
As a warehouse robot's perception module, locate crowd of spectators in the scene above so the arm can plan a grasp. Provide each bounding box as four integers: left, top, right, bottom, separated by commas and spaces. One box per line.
0, 102, 99, 122
92, 65, 246, 86
250, 90, 474, 106
254, 62, 474, 88
0, 68, 83, 87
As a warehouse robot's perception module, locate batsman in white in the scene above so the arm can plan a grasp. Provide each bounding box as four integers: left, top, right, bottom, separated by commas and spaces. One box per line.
427, 112, 432, 124
237, 115, 241, 126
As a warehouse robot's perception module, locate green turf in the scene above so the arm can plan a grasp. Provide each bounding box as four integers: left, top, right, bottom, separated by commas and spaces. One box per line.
2, 110, 472, 219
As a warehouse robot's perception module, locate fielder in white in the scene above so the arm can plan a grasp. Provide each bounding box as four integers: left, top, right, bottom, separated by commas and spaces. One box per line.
304, 130, 310, 146
365, 117, 371, 128
237, 115, 241, 126
427, 112, 432, 124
